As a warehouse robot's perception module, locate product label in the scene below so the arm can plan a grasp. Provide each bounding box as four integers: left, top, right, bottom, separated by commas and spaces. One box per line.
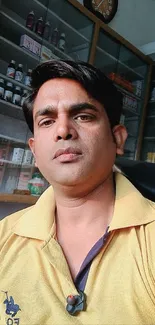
12, 94, 21, 105
4, 90, 13, 102
15, 71, 23, 82
0, 86, 4, 98
24, 76, 32, 86
6, 67, 15, 78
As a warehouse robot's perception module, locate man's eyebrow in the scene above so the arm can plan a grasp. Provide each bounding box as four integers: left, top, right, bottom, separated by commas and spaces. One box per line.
34, 102, 98, 120
69, 102, 98, 113
34, 105, 55, 121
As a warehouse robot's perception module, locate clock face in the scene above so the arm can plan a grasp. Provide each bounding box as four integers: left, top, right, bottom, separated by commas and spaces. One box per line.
83, 0, 118, 24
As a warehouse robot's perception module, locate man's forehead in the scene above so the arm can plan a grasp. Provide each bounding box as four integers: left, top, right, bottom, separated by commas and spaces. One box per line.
33, 78, 92, 110
37, 78, 86, 95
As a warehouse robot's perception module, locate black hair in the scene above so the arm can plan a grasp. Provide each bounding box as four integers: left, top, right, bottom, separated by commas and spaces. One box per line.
23, 60, 123, 133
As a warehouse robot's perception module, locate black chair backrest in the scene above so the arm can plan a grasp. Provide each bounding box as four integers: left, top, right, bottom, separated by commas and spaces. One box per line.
115, 158, 155, 202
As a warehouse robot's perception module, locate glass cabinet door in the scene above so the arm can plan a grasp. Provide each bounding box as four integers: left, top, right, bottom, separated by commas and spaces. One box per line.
117, 45, 148, 159
44, 0, 94, 61
0, 0, 41, 195
94, 28, 149, 160
94, 29, 120, 76
0, 0, 94, 196
141, 66, 155, 163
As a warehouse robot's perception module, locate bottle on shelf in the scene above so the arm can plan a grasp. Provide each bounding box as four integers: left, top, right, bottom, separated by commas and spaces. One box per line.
6, 60, 16, 79
0, 79, 5, 99
58, 33, 66, 52
12, 86, 21, 106
26, 11, 35, 30
35, 17, 44, 36
21, 89, 28, 106
15, 64, 23, 83
51, 27, 59, 47
43, 21, 51, 41
28, 172, 45, 196
24, 69, 32, 87
4, 82, 13, 102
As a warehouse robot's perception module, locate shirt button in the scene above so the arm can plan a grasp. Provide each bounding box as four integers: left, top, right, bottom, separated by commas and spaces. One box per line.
67, 295, 76, 305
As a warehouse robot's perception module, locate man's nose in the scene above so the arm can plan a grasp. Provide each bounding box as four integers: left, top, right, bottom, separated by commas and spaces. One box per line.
53, 116, 78, 142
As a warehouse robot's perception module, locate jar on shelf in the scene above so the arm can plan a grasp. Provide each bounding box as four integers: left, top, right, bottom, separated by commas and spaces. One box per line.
21, 89, 28, 106
35, 17, 44, 36
28, 172, 45, 196
26, 11, 35, 30
24, 69, 32, 87
0, 78, 5, 99
4, 82, 13, 102
51, 27, 59, 47
6, 60, 16, 79
43, 21, 51, 41
12, 86, 21, 106
58, 33, 66, 52
15, 64, 23, 83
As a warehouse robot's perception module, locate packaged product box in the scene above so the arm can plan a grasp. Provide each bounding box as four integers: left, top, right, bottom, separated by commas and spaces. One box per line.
23, 149, 32, 165
12, 148, 24, 164
33, 40, 41, 57
20, 34, 34, 53
132, 80, 143, 97
40, 45, 52, 62
20, 35, 41, 57
17, 171, 31, 190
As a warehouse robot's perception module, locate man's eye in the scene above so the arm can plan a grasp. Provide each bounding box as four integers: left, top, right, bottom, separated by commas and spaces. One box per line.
75, 115, 94, 121
39, 119, 55, 127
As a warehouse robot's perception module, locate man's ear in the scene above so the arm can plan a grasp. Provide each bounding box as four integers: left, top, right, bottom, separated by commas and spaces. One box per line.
28, 138, 38, 167
112, 124, 128, 155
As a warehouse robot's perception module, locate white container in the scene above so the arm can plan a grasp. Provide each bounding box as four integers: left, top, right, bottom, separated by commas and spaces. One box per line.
12, 148, 24, 164
23, 149, 32, 165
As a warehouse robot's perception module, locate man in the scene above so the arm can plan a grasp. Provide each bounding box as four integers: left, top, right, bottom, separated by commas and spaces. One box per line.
0, 60, 155, 325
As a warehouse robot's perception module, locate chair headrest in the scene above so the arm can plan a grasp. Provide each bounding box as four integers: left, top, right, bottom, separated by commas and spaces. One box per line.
115, 158, 155, 202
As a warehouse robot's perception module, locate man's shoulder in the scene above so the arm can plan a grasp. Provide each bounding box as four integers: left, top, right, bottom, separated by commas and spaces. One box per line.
0, 206, 33, 235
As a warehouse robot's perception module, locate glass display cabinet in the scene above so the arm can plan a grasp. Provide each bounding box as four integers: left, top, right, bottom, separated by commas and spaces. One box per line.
93, 28, 149, 160
141, 65, 155, 163
0, 0, 94, 202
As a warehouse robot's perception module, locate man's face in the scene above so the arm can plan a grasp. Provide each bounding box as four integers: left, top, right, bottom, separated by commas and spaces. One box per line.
29, 78, 127, 188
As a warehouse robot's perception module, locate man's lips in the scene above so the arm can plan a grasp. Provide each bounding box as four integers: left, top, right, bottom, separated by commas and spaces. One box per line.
54, 147, 82, 159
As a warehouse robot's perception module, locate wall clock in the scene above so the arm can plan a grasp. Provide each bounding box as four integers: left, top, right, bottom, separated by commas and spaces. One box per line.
83, 0, 118, 24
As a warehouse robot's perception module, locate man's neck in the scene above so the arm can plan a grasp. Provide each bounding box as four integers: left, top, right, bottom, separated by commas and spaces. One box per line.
54, 173, 115, 230
53, 173, 115, 278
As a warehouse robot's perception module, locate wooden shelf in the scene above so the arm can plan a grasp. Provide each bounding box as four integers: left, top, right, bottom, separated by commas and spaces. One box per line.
0, 159, 34, 168
0, 193, 38, 204
144, 136, 155, 141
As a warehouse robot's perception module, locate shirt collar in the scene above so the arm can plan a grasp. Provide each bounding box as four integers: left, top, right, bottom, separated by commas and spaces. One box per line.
12, 173, 155, 240
109, 173, 155, 231
12, 186, 56, 240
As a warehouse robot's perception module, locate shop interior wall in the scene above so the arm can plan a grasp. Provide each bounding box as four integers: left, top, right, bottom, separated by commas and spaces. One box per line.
77, 0, 155, 49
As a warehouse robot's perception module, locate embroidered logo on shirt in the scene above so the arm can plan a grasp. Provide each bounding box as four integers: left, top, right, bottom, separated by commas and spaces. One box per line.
2, 291, 21, 324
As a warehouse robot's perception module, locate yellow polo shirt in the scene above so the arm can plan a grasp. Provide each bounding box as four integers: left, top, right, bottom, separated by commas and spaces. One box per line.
0, 173, 155, 325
